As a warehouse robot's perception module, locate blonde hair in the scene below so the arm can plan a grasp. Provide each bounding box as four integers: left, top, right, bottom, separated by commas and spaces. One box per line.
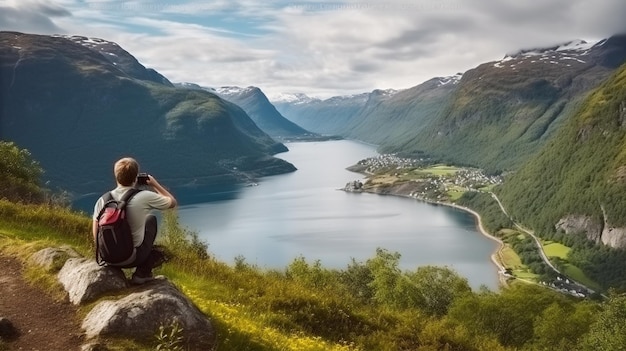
114, 157, 139, 186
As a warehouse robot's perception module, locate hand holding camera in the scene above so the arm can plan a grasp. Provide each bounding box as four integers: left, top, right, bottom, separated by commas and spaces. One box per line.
137, 172, 150, 185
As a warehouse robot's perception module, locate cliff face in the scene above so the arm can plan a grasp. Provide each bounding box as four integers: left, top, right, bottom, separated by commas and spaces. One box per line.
555, 215, 603, 243
557, 213, 626, 249
0, 32, 295, 195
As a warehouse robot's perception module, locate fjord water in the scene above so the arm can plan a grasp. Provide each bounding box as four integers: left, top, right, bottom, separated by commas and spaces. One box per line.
177, 140, 500, 290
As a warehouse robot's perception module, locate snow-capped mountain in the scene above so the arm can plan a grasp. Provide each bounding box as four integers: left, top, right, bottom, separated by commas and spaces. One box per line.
58, 35, 173, 86
269, 92, 319, 105
494, 39, 601, 69
210, 85, 326, 140
436, 73, 463, 86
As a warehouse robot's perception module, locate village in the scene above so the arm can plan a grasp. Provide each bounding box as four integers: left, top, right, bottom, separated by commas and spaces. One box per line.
348, 153, 502, 202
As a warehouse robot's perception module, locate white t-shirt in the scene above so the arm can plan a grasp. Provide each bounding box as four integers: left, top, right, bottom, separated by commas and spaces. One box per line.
93, 186, 172, 247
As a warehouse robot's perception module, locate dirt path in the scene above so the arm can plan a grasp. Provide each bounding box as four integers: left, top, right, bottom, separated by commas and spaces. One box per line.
0, 254, 83, 350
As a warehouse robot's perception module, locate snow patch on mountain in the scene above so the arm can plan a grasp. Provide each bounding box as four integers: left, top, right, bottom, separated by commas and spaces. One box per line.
437, 73, 463, 86
216, 86, 257, 96
270, 92, 319, 105
494, 39, 599, 69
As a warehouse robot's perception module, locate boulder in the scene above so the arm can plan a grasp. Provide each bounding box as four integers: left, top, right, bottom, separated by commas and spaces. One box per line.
82, 278, 215, 350
58, 258, 128, 305
30, 246, 81, 271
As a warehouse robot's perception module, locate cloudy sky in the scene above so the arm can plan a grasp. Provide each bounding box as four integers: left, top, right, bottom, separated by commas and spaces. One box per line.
2, 0, 626, 99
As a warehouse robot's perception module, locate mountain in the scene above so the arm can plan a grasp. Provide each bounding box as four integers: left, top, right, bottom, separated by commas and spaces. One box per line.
347, 76, 460, 147
0, 32, 295, 196
275, 36, 626, 173
213, 86, 326, 141
273, 92, 372, 135
273, 77, 459, 148
497, 62, 626, 247
389, 36, 626, 173
494, 62, 626, 290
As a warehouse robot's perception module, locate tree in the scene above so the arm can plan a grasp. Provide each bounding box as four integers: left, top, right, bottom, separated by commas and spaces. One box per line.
403, 266, 472, 317
0, 141, 44, 202
366, 248, 404, 307
580, 294, 626, 350
448, 284, 563, 348
533, 301, 598, 350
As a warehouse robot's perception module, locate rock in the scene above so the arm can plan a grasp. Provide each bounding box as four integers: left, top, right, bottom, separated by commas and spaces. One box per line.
30, 246, 81, 271
555, 215, 602, 243
344, 180, 363, 192
82, 278, 215, 350
601, 226, 626, 248
58, 258, 128, 305
81, 342, 110, 351
0, 317, 19, 341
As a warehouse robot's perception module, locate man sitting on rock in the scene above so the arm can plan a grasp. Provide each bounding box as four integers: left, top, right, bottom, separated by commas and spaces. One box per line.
92, 157, 177, 284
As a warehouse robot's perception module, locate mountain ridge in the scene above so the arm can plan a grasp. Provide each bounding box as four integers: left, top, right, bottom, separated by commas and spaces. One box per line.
0, 31, 295, 196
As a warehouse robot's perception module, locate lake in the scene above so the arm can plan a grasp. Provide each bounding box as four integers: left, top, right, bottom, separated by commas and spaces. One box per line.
177, 140, 500, 290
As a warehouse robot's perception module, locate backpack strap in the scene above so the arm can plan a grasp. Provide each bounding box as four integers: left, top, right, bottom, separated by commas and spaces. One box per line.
96, 189, 142, 219
119, 188, 142, 209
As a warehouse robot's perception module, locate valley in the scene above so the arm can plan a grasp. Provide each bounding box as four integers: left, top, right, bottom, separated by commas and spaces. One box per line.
342, 155, 598, 297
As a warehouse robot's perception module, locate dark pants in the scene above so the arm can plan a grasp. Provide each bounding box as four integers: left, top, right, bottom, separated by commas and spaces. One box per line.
134, 214, 157, 275
117, 215, 156, 274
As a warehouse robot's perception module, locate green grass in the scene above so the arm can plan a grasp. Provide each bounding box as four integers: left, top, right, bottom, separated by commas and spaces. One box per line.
478, 184, 497, 192
0, 198, 607, 351
543, 242, 570, 259
501, 246, 523, 269
447, 188, 465, 202
422, 164, 461, 176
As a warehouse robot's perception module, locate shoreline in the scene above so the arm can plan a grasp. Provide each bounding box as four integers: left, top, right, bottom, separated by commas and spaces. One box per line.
348, 188, 509, 287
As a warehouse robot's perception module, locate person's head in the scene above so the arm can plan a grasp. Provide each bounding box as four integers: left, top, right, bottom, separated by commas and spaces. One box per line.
114, 157, 139, 186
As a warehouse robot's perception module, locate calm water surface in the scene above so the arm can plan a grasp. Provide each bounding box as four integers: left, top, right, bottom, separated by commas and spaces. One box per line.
178, 140, 500, 290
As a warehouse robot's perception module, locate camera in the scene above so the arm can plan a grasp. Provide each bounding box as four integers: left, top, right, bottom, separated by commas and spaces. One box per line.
136, 173, 149, 185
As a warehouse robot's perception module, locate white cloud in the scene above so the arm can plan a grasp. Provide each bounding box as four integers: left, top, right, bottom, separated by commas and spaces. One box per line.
1, 0, 626, 98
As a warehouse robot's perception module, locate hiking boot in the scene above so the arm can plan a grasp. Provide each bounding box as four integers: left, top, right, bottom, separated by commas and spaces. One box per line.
130, 271, 155, 285
150, 246, 169, 269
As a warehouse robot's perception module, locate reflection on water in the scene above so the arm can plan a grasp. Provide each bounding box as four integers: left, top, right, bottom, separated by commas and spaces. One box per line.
178, 140, 500, 290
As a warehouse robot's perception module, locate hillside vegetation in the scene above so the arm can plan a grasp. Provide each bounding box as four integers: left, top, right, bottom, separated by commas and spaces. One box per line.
2, 139, 626, 351
497, 62, 626, 290
389, 37, 626, 173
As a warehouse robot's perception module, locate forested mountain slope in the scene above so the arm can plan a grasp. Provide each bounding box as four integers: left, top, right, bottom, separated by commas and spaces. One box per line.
0, 32, 295, 196
276, 36, 626, 173
389, 36, 626, 172
351, 76, 460, 147
498, 63, 626, 247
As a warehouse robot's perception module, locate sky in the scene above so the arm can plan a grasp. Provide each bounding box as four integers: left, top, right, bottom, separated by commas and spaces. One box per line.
1, 0, 626, 99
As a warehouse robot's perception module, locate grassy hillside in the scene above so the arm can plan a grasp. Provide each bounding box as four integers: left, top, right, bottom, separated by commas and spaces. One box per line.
1, 143, 625, 351
2, 196, 625, 351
